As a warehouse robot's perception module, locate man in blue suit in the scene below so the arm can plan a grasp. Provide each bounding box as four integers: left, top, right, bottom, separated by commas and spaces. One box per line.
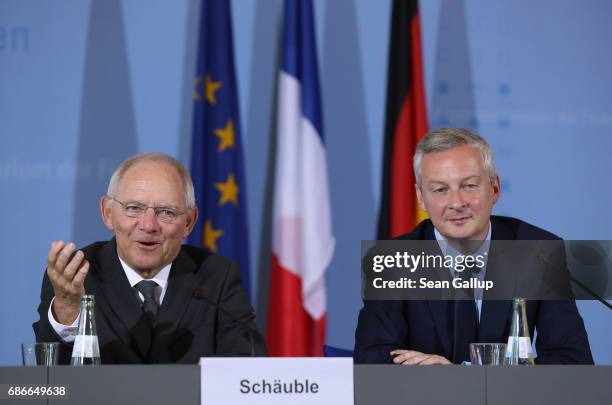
355, 128, 593, 365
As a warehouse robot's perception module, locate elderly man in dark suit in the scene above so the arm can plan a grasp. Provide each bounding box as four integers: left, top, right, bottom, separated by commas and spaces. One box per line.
355, 128, 593, 365
34, 152, 265, 363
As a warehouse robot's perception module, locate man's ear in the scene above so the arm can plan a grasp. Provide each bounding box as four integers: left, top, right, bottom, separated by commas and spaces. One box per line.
415, 184, 428, 213
183, 207, 198, 239
491, 175, 501, 205
100, 196, 114, 231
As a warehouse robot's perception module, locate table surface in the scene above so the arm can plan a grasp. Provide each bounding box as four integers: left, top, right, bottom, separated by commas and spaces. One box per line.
0, 364, 610, 405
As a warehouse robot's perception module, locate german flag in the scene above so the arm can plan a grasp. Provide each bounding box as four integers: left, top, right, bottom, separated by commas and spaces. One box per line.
377, 0, 429, 239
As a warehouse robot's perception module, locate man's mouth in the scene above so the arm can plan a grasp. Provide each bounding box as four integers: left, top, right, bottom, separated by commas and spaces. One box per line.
448, 216, 471, 225
136, 241, 161, 250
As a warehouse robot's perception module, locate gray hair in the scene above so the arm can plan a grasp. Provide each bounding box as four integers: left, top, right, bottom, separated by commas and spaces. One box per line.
413, 128, 496, 188
107, 152, 196, 209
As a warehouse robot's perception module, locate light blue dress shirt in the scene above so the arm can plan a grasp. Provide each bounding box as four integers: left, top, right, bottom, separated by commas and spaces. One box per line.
434, 222, 491, 322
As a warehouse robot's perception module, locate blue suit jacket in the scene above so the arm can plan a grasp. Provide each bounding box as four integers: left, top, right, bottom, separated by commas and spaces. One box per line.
354, 216, 593, 364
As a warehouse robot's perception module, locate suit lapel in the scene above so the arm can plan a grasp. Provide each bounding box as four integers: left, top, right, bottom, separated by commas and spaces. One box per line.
154, 248, 200, 338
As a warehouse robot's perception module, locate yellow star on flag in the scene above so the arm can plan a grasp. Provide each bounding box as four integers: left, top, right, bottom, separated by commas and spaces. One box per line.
215, 173, 239, 206
214, 119, 235, 151
193, 76, 202, 101
203, 219, 223, 253
205, 74, 222, 105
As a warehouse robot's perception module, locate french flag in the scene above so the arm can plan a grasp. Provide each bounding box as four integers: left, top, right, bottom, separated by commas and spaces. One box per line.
267, 0, 335, 357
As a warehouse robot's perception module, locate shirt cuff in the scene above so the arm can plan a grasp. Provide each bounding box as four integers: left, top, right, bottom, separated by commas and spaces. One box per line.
47, 297, 79, 343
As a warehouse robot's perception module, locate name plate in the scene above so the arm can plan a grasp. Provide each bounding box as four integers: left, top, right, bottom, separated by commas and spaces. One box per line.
199, 357, 353, 405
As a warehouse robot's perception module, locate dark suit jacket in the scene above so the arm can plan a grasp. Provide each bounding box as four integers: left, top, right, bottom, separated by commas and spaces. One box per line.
355, 216, 593, 364
34, 239, 266, 364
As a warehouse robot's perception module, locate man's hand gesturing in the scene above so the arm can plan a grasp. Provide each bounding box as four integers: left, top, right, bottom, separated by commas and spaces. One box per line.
46, 241, 89, 325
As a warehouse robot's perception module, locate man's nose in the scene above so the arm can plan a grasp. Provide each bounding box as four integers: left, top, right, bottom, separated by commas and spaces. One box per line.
449, 188, 467, 209
139, 207, 160, 231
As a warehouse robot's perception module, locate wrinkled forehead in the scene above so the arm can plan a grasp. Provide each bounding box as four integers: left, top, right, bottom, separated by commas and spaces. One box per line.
116, 161, 186, 205
421, 146, 486, 181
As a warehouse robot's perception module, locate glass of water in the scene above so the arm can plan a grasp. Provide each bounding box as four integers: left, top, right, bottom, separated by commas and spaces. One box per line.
469, 343, 506, 365
21, 342, 59, 366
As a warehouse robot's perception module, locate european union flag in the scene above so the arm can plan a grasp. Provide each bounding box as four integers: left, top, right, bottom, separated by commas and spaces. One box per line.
189, 0, 251, 298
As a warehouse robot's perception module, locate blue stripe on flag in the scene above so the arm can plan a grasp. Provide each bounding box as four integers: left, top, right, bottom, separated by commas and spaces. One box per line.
281, 0, 324, 140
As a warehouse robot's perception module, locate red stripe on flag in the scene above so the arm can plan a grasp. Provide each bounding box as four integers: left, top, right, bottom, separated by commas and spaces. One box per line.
267, 254, 326, 356
389, 13, 429, 237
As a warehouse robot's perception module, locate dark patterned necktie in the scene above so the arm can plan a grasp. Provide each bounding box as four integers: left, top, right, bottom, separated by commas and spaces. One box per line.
135, 280, 159, 325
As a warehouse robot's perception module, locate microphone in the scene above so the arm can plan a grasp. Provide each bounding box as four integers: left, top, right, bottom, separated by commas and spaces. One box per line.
570, 277, 612, 310
192, 288, 267, 356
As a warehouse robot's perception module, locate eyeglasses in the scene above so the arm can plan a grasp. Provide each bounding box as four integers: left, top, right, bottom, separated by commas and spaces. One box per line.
108, 197, 186, 224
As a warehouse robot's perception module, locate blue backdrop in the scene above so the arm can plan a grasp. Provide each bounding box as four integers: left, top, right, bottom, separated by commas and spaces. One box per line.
0, 0, 610, 365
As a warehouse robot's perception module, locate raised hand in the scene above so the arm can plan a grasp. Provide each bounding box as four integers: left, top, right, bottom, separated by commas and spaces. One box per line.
46, 241, 90, 324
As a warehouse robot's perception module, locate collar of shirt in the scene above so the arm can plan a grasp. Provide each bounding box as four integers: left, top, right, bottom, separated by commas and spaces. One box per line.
433, 221, 492, 259
117, 257, 171, 304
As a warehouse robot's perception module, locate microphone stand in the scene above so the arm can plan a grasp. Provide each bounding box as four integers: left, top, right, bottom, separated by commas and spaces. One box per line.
193, 288, 267, 356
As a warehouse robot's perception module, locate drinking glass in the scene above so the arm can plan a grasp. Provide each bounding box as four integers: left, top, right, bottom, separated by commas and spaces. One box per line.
469, 343, 506, 365
21, 342, 59, 366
